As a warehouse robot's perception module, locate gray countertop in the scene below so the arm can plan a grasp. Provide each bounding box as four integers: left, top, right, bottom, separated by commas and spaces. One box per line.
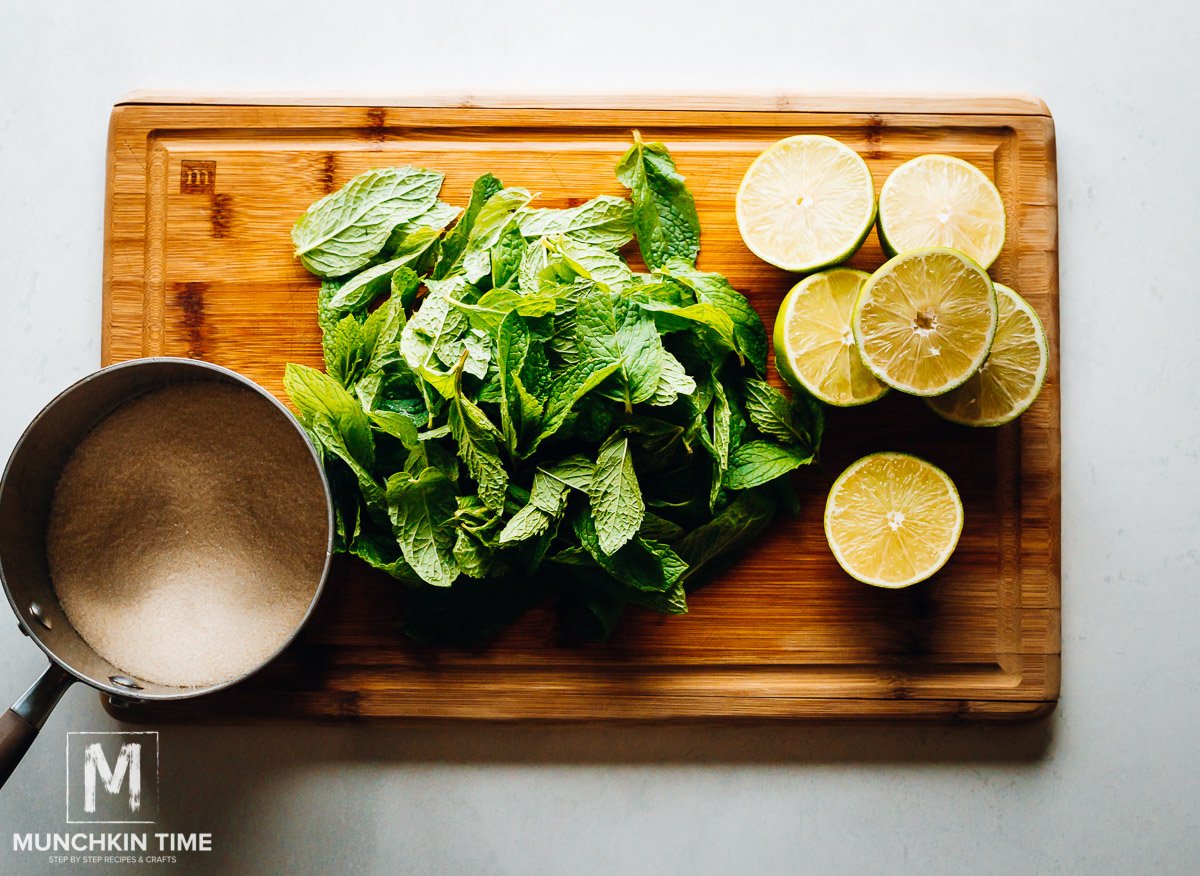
2, 1, 1197, 873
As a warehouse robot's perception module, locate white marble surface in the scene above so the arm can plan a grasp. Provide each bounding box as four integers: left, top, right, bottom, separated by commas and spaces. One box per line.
1, 1, 1198, 873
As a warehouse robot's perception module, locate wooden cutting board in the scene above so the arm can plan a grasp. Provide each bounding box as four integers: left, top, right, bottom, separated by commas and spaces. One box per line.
102, 93, 1059, 722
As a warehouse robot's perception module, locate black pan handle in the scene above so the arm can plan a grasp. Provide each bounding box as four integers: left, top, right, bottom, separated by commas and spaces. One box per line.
0, 662, 74, 789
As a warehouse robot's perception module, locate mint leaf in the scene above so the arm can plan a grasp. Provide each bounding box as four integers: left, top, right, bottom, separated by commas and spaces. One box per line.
639, 512, 685, 543
387, 200, 461, 242
725, 441, 812, 490
498, 471, 569, 546
539, 455, 595, 492
491, 222, 526, 289
497, 503, 552, 545
436, 173, 503, 278
327, 226, 440, 311
636, 299, 739, 360
518, 241, 550, 294
400, 275, 473, 398
317, 279, 345, 335
572, 508, 687, 613
451, 496, 503, 580
552, 236, 634, 292
367, 409, 419, 447
708, 376, 733, 509
516, 196, 634, 250
386, 468, 459, 587
529, 359, 621, 454
658, 260, 768, 375
673, 490, 776, 585
284, 363, 374, 466
575, 291, 663, 410
461, 188, 533, 282
311, 416, 385, 513
448, 391, 508, 512
324, 312, 382, 388
496, 312, 545, 453
348, 522, 422, 584
742, 378, 821, 454
454, 288, 557, 334
616, 132, 700, 269
646, 349, 697, 407
292, 166, 443, 278
390, 265, 421, 312
589, 433, 644, 555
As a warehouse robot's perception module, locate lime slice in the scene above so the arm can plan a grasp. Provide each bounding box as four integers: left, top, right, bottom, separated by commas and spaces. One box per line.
736, 135, 876, 272
878, 154, 1006, 269
853, 247, 997, 397
773, 268, 888, 407
824, 452, 963, 588
926, 283, 1048, 426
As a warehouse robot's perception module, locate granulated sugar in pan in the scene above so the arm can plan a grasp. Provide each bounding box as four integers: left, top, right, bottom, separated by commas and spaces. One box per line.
46, 382, 329, 688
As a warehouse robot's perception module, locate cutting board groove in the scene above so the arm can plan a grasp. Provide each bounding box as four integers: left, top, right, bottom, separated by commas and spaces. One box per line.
102, 94, 1059, 722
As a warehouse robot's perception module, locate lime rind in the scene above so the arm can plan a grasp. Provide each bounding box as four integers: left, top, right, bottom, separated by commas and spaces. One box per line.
823, 451, 964, 589
878, 154, 1006, 269
736, 135, 877, 273
925, 283, 1048, 426
773, 268, 889, 407
852, 247, 997, 397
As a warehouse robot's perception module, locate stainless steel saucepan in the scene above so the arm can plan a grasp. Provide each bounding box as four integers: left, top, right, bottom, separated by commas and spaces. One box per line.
0, 358, 333, 788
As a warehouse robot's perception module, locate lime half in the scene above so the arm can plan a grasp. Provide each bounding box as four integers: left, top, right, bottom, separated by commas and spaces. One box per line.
878, 154, 1006, 269
773, 268, 888, 407
927, 283, 1048, 426
853, 247, 997, 397
736, 135, 876, 273
824, 452, 963, 588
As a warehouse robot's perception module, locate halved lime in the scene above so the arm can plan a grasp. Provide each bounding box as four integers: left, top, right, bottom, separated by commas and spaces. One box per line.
824, 452, 963, 588
773, 268, 888, 407
736, 135, 876, 273
878, 154, 1006, 269
853, 247, 997, 397
926, 283, 1048, 426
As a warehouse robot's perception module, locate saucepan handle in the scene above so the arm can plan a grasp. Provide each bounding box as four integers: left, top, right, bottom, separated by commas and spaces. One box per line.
0, 662, 74, 789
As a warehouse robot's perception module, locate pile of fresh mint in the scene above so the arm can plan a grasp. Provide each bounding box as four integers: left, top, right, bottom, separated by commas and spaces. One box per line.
283, 133, 821, 644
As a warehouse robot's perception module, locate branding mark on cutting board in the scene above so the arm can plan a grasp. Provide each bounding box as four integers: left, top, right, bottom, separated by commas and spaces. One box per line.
180, 160, 216, 194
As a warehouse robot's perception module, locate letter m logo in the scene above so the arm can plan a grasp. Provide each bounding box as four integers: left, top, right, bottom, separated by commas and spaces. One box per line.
67, 732, 159, 824
180, 160, 216, 194
84, 742, 140, 813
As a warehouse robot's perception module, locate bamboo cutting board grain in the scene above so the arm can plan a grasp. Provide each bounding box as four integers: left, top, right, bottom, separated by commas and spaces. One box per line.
102, 94, 1059, 722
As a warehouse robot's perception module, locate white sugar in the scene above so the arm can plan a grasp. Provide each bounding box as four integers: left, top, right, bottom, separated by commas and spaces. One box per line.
46, 383, 328, 688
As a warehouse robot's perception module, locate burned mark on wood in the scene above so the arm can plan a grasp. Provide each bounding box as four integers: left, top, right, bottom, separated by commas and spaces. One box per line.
865, 114, 885, 160
319, 152, 337, 193
172, 281, 207, 359
365, 107, 387, 143
210, 193, 233, 238
565, 196, 587, 208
